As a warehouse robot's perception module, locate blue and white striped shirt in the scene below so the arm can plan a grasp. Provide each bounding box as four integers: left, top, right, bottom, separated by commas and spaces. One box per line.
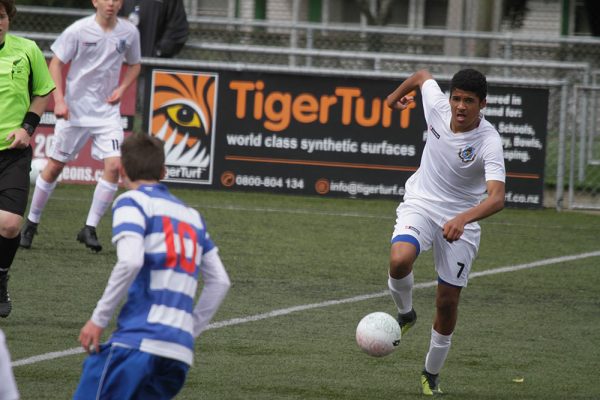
108, 183, 214, 365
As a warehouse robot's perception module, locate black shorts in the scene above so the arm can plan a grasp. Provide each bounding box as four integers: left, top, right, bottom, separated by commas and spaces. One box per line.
0, 146, 32, 216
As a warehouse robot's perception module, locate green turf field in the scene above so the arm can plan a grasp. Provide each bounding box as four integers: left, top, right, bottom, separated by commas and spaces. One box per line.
2, 184, 599, 399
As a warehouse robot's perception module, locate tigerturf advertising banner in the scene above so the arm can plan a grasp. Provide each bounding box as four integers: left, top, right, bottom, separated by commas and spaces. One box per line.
143, 67, 548, 208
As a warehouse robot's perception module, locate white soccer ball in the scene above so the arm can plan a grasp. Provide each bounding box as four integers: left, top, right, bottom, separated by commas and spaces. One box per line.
29, 158, 48, 185
356, 312, 401, 357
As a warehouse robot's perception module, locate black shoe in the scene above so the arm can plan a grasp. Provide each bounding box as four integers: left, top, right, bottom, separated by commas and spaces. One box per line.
0, 274, 11, 318
398, 308, 417, 336
77, 225, 102, 252
19, 219, 38, 249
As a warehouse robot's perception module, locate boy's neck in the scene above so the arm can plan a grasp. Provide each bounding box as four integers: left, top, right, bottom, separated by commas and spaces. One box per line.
95, 14, 118, 31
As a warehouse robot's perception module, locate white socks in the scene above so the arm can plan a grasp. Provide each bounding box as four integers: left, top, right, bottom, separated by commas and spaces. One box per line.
389, 273, 454, 376
28, 176, 117, 227
425, 327, 453, 375
85, 178, 118, 227
388, 271, 414, 314
27, 175, 58, 223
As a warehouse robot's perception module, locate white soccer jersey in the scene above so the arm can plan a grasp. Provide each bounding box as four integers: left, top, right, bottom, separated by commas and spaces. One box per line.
51, 15, 141, 126
402, 79, 506, 226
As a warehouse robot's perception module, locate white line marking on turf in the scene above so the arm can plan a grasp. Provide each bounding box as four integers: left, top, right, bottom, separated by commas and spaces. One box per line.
11, 347, 85, 367
12, 250, 600, 367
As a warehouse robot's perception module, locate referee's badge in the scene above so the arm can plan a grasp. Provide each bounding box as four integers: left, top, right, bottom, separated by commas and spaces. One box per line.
458, 145, 476, 163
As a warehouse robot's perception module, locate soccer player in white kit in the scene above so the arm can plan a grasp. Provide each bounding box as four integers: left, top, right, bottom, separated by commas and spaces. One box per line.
20, 0, 141, 252
385, 69, 505, 395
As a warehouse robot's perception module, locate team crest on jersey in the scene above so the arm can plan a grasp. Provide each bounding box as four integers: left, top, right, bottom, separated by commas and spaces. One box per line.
458, 145, 476, 163
116, 39, 127, 53
11, 58, 25, 76
150, 70, 218, 185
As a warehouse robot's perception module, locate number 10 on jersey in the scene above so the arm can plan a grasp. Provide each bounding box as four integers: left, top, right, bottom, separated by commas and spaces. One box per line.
162, 217, 198, 275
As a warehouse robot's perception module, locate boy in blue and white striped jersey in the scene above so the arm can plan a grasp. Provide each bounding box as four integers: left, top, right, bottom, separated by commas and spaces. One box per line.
74, 133, 231, 399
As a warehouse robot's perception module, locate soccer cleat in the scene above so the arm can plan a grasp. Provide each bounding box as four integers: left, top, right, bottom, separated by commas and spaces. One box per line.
0, 274, 11, 318
19, 219, 38, 249
397, 308, 417, 336
421, 369, 443, 396
76, 225, 102, 252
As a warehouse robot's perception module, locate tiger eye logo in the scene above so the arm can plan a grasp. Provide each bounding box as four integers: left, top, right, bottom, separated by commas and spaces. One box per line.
150, 71, 218, 182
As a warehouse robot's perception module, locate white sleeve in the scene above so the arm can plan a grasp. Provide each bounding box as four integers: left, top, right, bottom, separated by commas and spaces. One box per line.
90, 235, 145, 328
126, 27, 142, 65
50, 23, 77, 64
421, 79, 449, 125
483, 134, 506, 183
192, 248, 231, 338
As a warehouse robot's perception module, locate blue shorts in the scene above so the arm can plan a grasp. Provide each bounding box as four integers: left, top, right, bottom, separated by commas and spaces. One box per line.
73, 344, 189, 400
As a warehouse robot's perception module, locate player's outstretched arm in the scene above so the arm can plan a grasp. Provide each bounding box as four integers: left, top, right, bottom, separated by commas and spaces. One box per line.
192, 248, 231, 337
386, 69, 433, 110
79, 236, 144, 352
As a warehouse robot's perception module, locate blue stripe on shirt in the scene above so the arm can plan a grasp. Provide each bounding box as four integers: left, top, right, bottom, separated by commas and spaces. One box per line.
113, 222, 145, 237
152, 290, 195, 311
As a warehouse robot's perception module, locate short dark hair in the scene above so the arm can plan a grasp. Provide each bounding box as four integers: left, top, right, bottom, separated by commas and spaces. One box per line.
121, 133, 165, 181
0, 0, 16, 20
450, 68, 487, 101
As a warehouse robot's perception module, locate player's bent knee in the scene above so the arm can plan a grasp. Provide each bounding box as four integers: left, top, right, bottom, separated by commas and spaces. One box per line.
104, 157, 121, 169
389, 255, 414, 278
0, 218, 22, 239
389, 241, 418, 277
389, 254, 412, 270
43, 159, 66, 182
102, 159, 121, 181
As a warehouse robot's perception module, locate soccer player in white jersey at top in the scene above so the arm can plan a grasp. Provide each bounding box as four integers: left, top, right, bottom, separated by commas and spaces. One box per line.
385, 69, 505, 395
74, 133, 231, 399
20, 0, 141, 252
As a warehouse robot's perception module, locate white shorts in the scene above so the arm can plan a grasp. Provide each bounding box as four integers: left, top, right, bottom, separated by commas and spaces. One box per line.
391, 202, 481, 287
49, 119, 123, 163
